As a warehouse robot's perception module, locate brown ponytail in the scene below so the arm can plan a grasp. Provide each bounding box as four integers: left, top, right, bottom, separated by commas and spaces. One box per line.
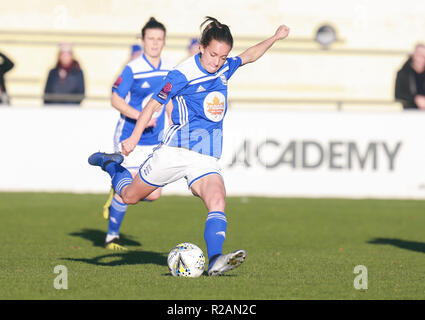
199, 16, 233, 49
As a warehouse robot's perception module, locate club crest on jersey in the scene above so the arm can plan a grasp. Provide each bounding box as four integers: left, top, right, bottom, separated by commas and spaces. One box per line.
203, 91, 226, 122
158, 82, 172, 100
219, 74, 227, 86
113, 76, 122, 89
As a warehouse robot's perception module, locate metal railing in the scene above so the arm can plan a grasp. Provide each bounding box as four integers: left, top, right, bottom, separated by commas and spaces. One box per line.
4, 93, 401, 111
0, 29, 410, 56
0, 29, 407, 111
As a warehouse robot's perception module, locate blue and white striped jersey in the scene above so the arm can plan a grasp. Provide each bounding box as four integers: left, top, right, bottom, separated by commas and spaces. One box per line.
152, 53, 242, 158
112, 53, 174, 146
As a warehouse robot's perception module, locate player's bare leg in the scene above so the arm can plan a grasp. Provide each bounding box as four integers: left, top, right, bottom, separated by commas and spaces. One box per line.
190, 173, 226, 212
89, 151, 158, 250
191, 174, 246, 276
144, 188, 162, 201
120, 173, 158, 205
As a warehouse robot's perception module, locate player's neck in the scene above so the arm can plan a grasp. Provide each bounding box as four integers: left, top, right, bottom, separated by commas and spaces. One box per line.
145, 54, 161, 69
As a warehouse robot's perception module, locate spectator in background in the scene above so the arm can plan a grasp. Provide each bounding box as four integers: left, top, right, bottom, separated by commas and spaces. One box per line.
177, 37, 200, 64
0, 51, 14, 105
130, 44, 142, 61
395, 43, 425, 110
187, 37, 200, 57
43, 43, 85, 105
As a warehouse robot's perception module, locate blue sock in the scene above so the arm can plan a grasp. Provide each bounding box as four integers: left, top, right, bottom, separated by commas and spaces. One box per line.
104, 162, 133, 197
204, 211, 227, 264
107, 197, 128, 237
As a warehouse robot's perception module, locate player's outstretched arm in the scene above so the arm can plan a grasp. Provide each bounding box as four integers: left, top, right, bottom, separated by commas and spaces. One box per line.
165, 100, 174, 125
238, 24, 290, 66
121, 98, 162, 156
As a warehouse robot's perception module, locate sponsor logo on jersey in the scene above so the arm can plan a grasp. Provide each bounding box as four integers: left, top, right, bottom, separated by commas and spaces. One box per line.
203, 91, 226, 122
157, 82, 172, 100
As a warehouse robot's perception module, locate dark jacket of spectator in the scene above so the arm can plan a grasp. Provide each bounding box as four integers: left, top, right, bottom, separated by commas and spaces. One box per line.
0, 52, 14, 105
44, 43, 85, 105
395, 58, 425, 109
395, 44, 425, 110
44, 60, 85, 105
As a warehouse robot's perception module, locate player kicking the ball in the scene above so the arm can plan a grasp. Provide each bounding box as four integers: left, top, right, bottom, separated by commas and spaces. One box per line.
89, 17, 290, 275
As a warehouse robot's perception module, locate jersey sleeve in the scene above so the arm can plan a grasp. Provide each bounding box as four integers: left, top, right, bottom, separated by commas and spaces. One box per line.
225, 56, 242, 79
152, 70, 188, 105
112, 65, 133, 98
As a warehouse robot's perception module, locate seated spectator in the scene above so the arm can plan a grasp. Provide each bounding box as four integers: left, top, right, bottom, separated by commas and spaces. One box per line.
0, 51, 14, 105
43, 43, 85, 105
395, 43, 425, 110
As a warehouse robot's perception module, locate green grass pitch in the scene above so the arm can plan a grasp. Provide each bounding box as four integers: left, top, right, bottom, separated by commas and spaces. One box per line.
0, 192, 424, 299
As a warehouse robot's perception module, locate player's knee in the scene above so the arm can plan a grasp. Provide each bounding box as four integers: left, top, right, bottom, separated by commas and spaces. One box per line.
120, 192, 139, 205
125, 197, 139, 205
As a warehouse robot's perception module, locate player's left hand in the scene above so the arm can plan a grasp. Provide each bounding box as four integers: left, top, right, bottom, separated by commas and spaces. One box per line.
274, 24, 290, 40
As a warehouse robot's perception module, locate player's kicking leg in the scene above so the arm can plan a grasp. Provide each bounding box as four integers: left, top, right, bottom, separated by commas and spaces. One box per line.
88, 152, 157, 250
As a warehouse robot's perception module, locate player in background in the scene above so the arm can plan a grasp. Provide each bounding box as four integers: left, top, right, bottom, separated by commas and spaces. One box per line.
89, 17, 290, 274
187, 37, 200, 57
129, 44, 142, 62
102, 17, 174, 251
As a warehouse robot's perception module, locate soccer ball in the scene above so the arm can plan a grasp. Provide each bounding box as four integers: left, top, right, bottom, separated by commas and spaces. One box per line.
167, 243, 206, 278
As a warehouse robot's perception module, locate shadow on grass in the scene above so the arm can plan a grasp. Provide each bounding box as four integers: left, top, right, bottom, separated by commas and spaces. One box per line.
69, 228, 141, 248
65, 228, 166, 267
368, 238, 425, 254
160, 273, 237, 278
62, 250, 168, 267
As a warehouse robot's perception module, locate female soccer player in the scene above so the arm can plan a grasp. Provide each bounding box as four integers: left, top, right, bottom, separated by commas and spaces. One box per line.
89, 17, 290, 275
103, 17, 174, 251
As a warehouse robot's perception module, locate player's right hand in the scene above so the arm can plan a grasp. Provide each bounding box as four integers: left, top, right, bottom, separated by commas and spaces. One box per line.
121, 137, 137, 156
146, 118, 158, 128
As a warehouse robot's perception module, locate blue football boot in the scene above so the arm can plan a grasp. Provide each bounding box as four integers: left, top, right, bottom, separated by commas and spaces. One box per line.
88, 152, 124, 171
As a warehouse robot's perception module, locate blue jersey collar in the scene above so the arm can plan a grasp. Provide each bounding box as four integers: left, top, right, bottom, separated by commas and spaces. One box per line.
195, 53, 211, 75
195, 53, 229, 75
143, 53, 162, 70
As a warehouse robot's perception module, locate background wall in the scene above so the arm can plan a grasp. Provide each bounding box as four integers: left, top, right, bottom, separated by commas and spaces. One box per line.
1, 0, 424, 108
1, 1, 425, 198
1, 107, 424, 199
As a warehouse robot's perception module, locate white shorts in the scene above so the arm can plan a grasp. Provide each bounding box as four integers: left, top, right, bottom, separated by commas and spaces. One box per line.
139, 144, 222, 188
115, 143, 156, 172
